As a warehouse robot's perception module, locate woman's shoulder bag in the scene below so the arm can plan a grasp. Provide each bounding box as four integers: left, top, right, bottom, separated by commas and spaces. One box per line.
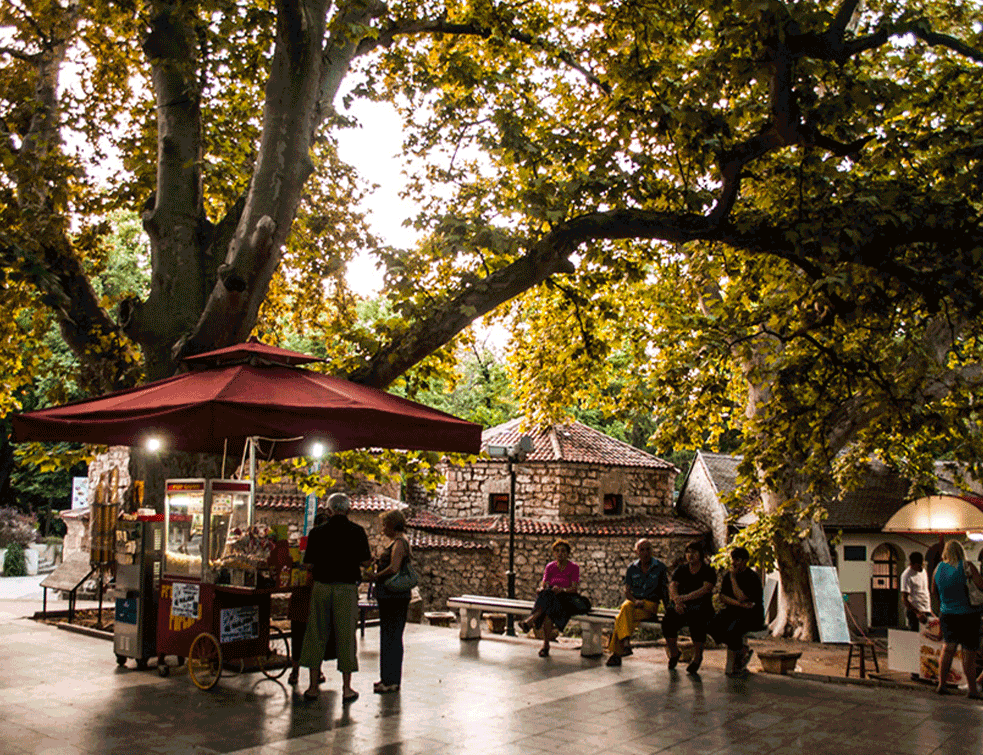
384, 542, 419, 593
964, 562, 983, 607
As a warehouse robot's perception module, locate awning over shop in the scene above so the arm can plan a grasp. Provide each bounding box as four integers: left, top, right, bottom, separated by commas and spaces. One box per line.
882, 495, 983, 534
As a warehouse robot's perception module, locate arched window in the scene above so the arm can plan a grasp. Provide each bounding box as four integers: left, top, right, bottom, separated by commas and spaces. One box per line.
871, 543, 900, 590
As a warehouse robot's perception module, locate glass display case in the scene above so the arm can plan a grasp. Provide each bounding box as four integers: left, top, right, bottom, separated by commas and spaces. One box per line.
164, 479, 254, 582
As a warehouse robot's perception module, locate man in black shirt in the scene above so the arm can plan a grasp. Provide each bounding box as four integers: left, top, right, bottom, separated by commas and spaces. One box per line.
299, 492, 372, 702
663, 540, 717, 674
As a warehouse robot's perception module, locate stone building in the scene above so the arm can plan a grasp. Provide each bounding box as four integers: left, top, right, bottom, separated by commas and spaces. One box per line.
407, 419, 706, 611
674, 451, 746, 553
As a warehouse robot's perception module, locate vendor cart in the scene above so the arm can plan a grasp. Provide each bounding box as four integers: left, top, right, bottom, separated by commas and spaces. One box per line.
156, 578, 291, 689
153, 478, 296, 690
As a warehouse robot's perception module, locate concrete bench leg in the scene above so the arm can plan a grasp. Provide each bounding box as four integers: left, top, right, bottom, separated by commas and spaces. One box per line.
459, 608, 483, 640
579, 621, 606, 658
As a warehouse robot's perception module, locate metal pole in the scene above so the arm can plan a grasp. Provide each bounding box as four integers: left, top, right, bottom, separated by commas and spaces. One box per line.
507, 455, 516, 636
248, 436, 257, 527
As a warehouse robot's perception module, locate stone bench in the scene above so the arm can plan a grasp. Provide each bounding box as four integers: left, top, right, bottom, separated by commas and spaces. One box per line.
446, 594, 663, 657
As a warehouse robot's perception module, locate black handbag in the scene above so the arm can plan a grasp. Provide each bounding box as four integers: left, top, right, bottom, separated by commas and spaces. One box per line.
567, 593, 592, 614
384, 559, 419, 592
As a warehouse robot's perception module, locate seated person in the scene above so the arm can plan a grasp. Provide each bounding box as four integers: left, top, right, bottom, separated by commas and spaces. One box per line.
605, 539, 667, 667
709, 546, 763, 676
662, 540, 717, 674
518, 539, 591, 657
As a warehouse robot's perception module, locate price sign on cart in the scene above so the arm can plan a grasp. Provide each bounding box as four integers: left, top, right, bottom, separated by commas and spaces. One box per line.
171, 582, 201, 619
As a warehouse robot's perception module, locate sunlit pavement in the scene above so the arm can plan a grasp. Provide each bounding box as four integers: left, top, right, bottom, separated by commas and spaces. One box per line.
1, 595, 982, 755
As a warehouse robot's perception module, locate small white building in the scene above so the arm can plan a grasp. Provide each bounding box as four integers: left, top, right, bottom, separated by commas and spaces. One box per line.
677, 451, 983, 629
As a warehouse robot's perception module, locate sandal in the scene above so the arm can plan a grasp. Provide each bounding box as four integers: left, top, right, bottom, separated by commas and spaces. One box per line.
342, 690, 359, 703
518, 620, 532, 633
374, 682, 400, 693
538, 647, 549, 657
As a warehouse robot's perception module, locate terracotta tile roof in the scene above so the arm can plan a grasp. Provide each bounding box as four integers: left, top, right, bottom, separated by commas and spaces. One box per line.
256, 492, 407, 513
685, 452, 983, 531
407, 530, 492, 550
407, 509, 703, 538
482, 419, 677, 471
827, 463, 912, 530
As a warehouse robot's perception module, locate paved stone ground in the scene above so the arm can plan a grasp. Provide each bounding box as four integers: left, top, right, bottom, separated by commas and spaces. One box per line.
2, 590, 983, 755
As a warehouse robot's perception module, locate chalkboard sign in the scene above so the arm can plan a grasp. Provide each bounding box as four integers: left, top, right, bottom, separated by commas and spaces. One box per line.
220, 605, 259, 643
809, 565, 851, 644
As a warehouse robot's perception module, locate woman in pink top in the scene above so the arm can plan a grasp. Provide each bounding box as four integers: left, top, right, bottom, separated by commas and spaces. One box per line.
518, 539, 591, 657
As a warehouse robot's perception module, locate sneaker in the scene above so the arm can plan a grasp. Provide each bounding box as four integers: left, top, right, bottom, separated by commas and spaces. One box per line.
605, 654, 622, 667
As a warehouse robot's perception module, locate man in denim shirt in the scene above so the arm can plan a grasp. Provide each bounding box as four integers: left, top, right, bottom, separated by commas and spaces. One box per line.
606, 539, 668, 666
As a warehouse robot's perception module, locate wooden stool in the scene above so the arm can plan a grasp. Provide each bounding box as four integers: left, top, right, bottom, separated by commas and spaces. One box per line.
846, 641, 879, 678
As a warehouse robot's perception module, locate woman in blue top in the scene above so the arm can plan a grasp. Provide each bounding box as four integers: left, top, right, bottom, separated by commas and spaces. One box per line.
933, 540, 983, 698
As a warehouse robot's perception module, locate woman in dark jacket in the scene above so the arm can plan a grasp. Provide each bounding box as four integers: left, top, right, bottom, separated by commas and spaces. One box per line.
372, 509, 412, 693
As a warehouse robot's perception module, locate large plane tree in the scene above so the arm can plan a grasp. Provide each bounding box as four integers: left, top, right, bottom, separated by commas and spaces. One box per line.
3, 0, 983, 636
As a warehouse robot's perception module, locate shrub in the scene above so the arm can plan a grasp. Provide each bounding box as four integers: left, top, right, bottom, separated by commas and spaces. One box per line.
0, 508, 37, 548
3, 543, 27, 577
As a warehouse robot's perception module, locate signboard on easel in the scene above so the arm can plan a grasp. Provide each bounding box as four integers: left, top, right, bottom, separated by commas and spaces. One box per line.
304, 494, 317, 536
809, 565, 851, 644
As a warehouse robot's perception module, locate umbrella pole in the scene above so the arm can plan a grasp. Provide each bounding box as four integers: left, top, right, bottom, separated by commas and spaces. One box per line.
248, 436, 257, 527
221, 438, 228, 478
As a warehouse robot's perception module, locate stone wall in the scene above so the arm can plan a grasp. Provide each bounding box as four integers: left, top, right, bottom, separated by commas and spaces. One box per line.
413, 532, 695, 613
435, 460, 676, 521
412, 545, 503, 612
87, 446, 132, 507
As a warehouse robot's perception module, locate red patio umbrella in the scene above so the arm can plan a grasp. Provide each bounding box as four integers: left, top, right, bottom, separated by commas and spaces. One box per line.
10, 341, 482, 459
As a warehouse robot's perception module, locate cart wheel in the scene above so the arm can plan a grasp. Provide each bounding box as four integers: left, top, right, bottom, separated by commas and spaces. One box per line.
115, 654, 127, 667
188, 632, 222, 691
136, 657, 149, 671
260, 629, 290, 679
158, 663, 170, 677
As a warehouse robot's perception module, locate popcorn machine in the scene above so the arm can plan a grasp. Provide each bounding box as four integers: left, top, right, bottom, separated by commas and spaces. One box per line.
163, 479, 254, 583
156, 478, 291, 689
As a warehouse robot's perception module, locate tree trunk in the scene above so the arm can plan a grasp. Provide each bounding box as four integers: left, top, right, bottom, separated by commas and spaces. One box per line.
765, 492, 833, 641
745, 335, 833, 640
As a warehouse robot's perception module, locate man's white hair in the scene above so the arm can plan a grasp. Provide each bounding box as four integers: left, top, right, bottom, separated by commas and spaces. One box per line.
327, 492, 351, 514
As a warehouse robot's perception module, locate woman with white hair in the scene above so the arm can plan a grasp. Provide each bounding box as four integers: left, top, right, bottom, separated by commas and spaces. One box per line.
933, 539, 983, 698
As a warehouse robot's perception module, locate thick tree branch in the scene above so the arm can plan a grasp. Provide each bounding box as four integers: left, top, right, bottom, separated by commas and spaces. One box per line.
175, 0, 334, 362
1, 236, 141, 392
355, 17, 609, 94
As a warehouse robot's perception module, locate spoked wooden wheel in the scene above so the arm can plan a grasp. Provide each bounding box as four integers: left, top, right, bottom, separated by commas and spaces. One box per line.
188, 632, 222, 690
260, 629, 290, 679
